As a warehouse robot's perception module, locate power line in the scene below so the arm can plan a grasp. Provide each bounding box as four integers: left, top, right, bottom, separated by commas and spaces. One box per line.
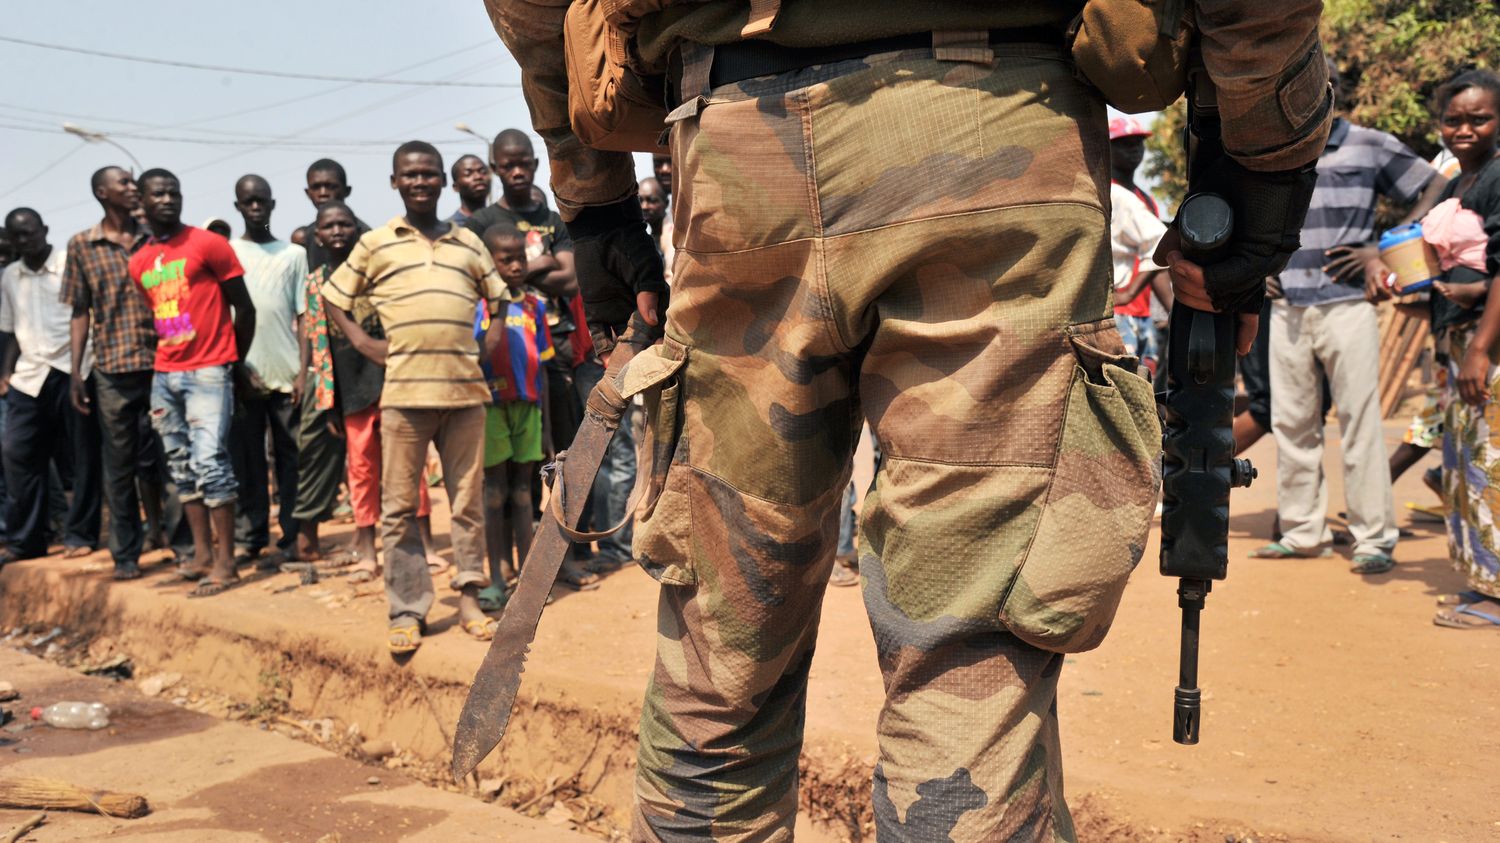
175, 55, 511, 177
0, 41, 506, 141
0, 142, 86, 201
0, 122, 404, 148
0, 35, 517, 88
165, 41, 503, 130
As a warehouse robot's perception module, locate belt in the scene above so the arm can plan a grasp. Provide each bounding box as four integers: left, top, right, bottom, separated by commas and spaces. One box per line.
707, 27, 1062, 89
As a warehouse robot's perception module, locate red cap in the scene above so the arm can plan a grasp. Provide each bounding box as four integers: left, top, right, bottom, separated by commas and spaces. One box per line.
1108, 115, 1151, 141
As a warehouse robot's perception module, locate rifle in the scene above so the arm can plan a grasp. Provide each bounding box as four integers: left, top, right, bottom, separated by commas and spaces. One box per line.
1158, 92, 1258, 746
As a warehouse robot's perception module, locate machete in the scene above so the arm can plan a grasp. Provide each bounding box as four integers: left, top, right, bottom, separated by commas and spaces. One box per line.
452, 315, 655, 780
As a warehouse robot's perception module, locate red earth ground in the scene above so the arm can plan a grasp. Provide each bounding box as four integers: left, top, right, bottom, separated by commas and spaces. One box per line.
0, 417, 1495, 841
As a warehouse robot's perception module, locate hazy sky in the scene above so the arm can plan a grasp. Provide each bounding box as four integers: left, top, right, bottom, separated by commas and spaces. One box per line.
0, 2, 651, 240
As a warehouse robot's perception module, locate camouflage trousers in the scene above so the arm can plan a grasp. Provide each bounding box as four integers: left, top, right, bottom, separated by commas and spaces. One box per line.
627, 41, 1161, 842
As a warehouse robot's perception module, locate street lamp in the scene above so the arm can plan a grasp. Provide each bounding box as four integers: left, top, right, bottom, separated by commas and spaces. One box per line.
455, 122, 490, 156
62, 123, 143, 173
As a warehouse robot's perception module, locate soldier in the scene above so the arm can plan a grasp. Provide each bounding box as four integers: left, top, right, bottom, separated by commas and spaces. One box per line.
481, 1, 1332, 838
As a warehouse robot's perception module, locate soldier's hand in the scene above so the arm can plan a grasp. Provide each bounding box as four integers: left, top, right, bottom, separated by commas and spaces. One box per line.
1162, 158, 1318, 315
566, 197, 668, 355
1163, 249, 1260, 357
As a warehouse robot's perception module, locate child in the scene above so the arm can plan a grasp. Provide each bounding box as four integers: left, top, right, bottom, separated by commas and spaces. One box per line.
475, 224, 553, 611
323, 141, 507, 654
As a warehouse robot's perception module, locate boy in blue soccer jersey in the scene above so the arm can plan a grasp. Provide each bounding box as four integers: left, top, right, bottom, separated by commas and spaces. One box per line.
475, 224, 553, 610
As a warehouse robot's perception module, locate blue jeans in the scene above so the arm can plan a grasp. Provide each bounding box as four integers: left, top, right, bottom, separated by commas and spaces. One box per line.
150, 365, 237, 508
836, 481, 857, 557
574, 359, 640, 562
1115, 313, 1160, 365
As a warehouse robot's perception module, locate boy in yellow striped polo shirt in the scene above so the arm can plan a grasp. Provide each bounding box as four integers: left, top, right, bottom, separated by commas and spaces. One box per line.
323, 141, 508, 655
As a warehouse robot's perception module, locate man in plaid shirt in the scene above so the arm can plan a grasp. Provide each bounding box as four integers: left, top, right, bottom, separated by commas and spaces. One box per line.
64, 166, 186, 580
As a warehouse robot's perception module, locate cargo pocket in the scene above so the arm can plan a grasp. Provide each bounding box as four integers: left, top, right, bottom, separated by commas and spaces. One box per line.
618, 338, 695, 586
999, 319, 1162, 653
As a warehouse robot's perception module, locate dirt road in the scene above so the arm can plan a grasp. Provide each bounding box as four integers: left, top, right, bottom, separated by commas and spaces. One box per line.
0, 648, 589, 841
0, 418, 1495, 841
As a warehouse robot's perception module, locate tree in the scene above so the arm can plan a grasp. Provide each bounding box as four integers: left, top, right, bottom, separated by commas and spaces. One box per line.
1143, 0, 1500, 209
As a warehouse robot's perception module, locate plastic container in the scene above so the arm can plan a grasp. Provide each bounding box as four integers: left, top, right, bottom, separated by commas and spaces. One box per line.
1379, 224, 1441, 293
30, 701, 111, 730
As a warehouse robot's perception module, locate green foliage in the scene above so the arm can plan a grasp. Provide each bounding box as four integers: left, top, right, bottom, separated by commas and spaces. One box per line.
1142, 1, 1500, 202
1143, 101, 1188, 210
247, 668, 291, 719
1328, 0, 1500, 157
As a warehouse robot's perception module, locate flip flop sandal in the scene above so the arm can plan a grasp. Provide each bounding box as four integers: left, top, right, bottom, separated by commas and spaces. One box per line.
112, 563, 143, 581
163, 566, 208, 583
1350, 553, 1396, 575
187, 577, 245, 598
829, 564, 859, 588
1405, 501, 1446, 521
557, 562, 601, 591
63, 546, 94, 559
585, 557, 627, 575
1437, 590, 1490, 606
461, 616, 499, 641
477, 584, 509, 613
348, 566, 379, 584
1248, 542, 1332, 559
388, 623, 423, 653
1433, 602, 1500, 629
426, 555, 451, 576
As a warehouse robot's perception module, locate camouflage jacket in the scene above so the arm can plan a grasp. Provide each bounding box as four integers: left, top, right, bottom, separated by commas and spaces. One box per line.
483, 0, 1332, 219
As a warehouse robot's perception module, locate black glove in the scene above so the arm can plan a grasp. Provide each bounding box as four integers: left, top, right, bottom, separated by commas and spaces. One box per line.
1183, 158, 1318, 314
565, 198, 668, 353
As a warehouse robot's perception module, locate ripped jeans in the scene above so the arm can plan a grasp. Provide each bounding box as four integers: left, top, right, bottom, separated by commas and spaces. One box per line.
150, 364, 237, 508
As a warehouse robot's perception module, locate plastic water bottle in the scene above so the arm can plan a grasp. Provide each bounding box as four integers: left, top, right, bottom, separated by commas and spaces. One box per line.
31, 702, 111, 730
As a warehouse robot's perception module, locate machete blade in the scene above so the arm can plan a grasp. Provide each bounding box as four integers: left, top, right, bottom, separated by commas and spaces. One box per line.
452, 319, 652, 781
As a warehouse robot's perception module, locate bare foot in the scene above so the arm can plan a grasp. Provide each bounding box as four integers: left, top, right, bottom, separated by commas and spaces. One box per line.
294, 528, 322, 562
1435, 280, 1487, 310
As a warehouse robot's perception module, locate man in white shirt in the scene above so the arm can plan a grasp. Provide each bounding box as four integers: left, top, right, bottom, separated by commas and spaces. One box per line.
1107, 116, 1171, 377
226, 176, 308, 564
0, 208, 101, 562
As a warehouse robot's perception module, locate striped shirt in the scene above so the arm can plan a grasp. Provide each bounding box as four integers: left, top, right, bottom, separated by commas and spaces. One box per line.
322, 217, 505, 409
1280, 119, 1437, 306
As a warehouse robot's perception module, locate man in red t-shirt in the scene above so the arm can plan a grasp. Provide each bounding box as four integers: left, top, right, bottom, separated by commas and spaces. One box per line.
129, 168, 258, 597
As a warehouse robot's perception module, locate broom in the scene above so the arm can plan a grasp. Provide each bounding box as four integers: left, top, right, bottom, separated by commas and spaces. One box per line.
0, 777, 149, 818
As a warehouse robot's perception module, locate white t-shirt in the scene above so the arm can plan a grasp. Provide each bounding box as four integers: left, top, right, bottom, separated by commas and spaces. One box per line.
1110, 181, 1168, 290
0, 248, 91, 397
230, 238, 307, 393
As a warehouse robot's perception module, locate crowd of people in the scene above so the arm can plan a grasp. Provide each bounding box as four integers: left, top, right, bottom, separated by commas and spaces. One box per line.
1, 63, 1496, 654
1107, 64, 1500, 631
0, 129, 679, 653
